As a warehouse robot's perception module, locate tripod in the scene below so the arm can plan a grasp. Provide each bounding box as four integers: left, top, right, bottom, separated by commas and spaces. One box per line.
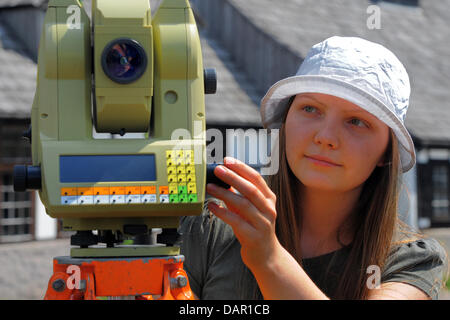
44, 229, 194, 300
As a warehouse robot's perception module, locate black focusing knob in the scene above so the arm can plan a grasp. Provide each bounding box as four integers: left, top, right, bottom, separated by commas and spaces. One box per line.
13, 165, 41, 192
204, 68, 217, 94
13, 165, 27, 192
207, 164, 230, 190
206, 163, 262, 191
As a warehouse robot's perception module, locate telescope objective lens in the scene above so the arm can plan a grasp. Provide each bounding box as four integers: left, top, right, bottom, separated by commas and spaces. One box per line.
101, 38, 147, 84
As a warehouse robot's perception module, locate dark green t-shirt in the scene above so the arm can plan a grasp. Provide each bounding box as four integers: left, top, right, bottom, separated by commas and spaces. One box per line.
178, 200, 448, 300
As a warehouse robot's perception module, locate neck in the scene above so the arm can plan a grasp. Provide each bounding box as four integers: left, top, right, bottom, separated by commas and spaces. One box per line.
298, 182, 362, 258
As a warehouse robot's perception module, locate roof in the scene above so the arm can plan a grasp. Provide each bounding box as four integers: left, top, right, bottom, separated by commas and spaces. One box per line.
201, 35, 261, 127
0, 0, 261, 126
224, 0, 450, 143
0, 23, 36, 119
0, 0, 47, 9
3, 1, 449, 139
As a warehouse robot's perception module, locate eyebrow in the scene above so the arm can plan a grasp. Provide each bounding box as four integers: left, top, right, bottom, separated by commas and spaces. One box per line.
298, 94, 373, 116
298, 94, 326, 107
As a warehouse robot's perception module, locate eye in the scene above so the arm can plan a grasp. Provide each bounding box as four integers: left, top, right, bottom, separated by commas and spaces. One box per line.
302, 105, 318, 113
349, 118, 369, 128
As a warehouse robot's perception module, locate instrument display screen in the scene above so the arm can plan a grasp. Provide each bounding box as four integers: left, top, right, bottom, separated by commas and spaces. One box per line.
59, 155, 156, 183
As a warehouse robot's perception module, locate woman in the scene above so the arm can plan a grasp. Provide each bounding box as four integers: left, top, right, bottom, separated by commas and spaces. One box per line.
179, 36, 448, 300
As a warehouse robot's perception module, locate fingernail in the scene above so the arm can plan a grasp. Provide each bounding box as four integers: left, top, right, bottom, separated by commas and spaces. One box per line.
224, 157, 236, 165
215, 165, 226, 174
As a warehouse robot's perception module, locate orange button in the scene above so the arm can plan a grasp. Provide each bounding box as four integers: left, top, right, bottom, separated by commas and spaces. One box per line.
93, 187, 110, 195
159, 186, 169, 195
61, 188, 77, 196
141, 186, 156, 194
77, 187, 94, 196
126, 186, 141, 195
110, 186, 126, 195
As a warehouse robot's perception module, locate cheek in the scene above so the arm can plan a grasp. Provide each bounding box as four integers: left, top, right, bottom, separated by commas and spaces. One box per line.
284, 118, 317, 184
284, 115, 309, 160
342, 139, 383, 179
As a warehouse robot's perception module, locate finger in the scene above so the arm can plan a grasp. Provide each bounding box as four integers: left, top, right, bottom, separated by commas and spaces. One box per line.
229, 186, 239, 194
223, 157, 275, 201
213, 164, 276, 222
206, 183, 267, 228
207, 201, 255, 243
213, 164, 276, 223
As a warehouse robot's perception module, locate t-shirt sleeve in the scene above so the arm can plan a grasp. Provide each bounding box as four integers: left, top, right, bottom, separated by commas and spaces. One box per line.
381, 238, 449, 300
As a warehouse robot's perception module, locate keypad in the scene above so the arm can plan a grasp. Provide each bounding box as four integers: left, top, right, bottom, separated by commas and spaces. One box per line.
60, 149, 199, 205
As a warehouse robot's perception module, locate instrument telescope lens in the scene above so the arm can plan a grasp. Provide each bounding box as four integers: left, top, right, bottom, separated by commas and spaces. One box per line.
101, 38, 147, 84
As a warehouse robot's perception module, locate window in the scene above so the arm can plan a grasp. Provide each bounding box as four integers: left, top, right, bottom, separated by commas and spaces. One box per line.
0, 122, 31, 163
0, 171, 34, 242
431, 164, 449, 222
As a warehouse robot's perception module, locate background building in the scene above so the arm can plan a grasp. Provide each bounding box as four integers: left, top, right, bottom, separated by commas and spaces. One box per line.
0, 0, 52, 243
190, 0, 450, 230
0, 0, 449, 245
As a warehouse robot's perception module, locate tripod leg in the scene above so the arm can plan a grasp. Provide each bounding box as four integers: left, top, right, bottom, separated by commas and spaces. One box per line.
158, 263, 195, 300
44, 272, 72, 300
83, 271, 97, 300
44, 258, 97, 300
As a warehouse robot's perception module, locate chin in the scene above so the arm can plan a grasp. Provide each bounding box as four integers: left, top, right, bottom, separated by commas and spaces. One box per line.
294, 167, 340, 191
300, 178, 341, 192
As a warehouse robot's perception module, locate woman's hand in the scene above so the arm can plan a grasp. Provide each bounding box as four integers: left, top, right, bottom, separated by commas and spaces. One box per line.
206, 156, 280, 270
206, 157, 330, 300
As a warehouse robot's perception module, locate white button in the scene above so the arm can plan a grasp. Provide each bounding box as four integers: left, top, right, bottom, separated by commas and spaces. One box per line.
77, 196, 94, 205
159, 194, 169, 203
61, 196, 77, 205
142, 194, 157, 203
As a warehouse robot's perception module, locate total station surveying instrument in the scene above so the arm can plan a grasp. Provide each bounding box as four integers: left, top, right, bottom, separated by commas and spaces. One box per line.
13, 0, 221, 299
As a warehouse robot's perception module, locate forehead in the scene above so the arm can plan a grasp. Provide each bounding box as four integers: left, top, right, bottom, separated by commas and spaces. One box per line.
295, 93, 365, 112
300, 94, 393, 131
294, 92, 387, 122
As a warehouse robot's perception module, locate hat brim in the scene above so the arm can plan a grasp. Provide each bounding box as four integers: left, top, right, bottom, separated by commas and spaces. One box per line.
260, 75, 416, 173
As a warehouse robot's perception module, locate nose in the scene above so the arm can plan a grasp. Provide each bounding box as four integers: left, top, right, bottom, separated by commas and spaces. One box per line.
313, 120, 340, 149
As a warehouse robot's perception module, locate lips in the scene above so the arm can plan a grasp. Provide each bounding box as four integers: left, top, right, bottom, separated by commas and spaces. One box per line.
305, 154, 341, 166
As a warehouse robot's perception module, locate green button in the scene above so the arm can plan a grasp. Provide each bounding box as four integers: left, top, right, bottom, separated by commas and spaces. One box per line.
169, 194, 179, 203
178, 194, 188, 203
178, 185, 188, 194
188, 194, 198, 202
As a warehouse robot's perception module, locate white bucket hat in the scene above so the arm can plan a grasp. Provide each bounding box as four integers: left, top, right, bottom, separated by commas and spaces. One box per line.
260, 36, 416, 173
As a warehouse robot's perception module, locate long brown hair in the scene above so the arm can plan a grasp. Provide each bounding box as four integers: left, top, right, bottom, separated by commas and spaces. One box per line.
263, 96, 417, 299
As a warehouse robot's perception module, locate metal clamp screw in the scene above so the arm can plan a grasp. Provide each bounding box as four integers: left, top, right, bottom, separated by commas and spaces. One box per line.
170, 275, 187, 289
52, 279, 66, 292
